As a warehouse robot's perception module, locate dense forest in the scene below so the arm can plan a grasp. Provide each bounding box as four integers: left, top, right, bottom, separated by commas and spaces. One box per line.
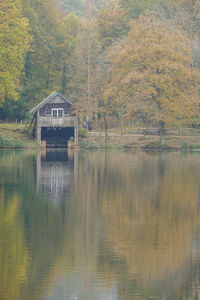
1, 0, 200, 129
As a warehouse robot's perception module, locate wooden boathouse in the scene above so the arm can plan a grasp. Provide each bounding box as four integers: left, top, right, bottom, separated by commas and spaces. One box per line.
29, 92, 78, 148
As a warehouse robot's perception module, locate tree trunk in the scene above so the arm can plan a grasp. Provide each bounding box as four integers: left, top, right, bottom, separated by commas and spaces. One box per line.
104, 115, 108, 142
159, 120, 165, 145
121, 119, 124, 136
160, 132, 165, 145
87, 0, 93, 103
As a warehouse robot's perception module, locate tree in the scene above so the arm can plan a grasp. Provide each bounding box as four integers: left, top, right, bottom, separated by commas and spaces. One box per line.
0, 0, 31, 104
178, 0, 200, 35
64, 0, 106, 123
21, 0, 67, 108
6, 0, 81, 120
97, 1, 129, 49
118, 0, 175, 18
103, 15, 200, 141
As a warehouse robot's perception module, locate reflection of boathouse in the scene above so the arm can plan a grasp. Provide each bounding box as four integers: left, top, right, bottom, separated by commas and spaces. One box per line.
36, 150, 78, 202
30, 92, 78, 148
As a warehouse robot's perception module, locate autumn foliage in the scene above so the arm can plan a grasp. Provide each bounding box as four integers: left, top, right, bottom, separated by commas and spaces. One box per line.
103, 15, 200, 126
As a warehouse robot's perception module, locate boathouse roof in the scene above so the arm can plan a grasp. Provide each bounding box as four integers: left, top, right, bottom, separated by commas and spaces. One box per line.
29, 91, 74, 114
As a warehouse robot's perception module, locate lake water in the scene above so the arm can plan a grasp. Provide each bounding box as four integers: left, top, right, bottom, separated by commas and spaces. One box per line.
1, 150, 200, 300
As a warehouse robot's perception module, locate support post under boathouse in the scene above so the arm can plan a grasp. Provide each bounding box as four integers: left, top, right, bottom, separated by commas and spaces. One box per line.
29, 92, 78, 148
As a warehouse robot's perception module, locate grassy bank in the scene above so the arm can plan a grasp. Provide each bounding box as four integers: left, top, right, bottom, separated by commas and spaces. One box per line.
1, 124, 200, 151
79, 131, 200, 151
0, 123, 37, 149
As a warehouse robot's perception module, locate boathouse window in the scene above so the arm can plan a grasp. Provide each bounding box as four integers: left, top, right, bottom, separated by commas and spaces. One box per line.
52, 109, 63, 118
64, 107, 69, 115
58, 109, 63, 117
45, 109, 51, 116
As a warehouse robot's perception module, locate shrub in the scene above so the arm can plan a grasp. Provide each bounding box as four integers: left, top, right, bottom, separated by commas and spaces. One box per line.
122, 144, 131, 149
78, 128, 88, 138
0, 135, 24, 148
189, 144, 200, 149
181, 142, 188, 149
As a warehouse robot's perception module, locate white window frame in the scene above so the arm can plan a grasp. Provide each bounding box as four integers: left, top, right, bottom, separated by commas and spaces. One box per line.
51, 108, 64, 118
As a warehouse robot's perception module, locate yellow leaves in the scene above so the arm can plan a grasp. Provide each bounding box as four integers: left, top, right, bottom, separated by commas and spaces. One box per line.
101, 153, 200, 286
104, 14, 200, 125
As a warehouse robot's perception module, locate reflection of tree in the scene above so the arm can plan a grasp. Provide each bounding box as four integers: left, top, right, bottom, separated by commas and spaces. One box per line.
57, 151, 106, 273
49, 151, 200, 299
0, 190, 28, 300
1, 151, 200, 299
100, 152, 200, 298
0, 151, 73, 300
54, 152, 163, 287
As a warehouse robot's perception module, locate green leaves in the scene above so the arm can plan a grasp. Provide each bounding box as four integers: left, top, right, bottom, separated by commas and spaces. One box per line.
19, 0, 81, 110
0, 0, 31, 103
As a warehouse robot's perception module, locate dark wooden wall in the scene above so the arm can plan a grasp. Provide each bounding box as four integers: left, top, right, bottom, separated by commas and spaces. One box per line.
39, 102, 71, 116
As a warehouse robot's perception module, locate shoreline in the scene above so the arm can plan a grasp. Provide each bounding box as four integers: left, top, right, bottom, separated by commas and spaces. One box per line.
1, 123, 200, 151
78, 131, 200, 151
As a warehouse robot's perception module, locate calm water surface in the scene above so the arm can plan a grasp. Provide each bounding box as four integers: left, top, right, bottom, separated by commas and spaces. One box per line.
1, 150, 200, 300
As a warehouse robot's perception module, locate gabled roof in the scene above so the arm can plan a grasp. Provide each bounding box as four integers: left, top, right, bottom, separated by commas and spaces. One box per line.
29, 92, 74, 114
